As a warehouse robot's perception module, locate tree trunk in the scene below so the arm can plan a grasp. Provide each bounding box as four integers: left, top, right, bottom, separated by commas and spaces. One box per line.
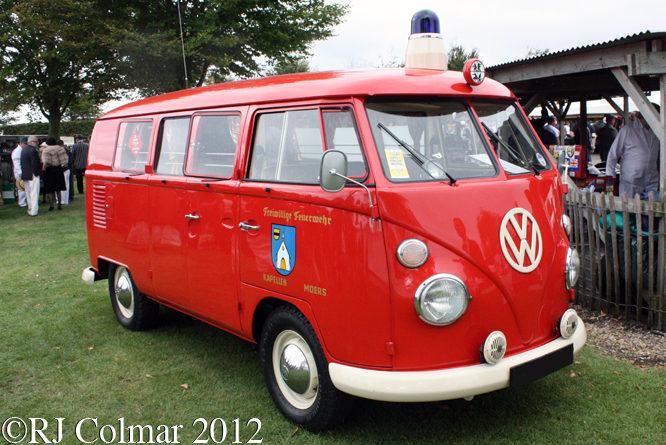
47, 101, 62, 139
197, 60, 210, 87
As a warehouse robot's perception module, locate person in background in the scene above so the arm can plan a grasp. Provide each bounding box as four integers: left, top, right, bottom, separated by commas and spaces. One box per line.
72, 134, 89, 194
0, 154, 13, 206
39, 141, 49, 204
57, 140, 72, 205
12, 137, 28, 207
64, 141, 74, 202
42, 137, 68, 210
606, 105, 660, 198
21, 136, 42, 216
614, 115, 624, 131
1, 154, 13, 184
595, 114, 618, 163
573, 119, 597, 168
573, 119, 597, 150
542, 116, 560, 139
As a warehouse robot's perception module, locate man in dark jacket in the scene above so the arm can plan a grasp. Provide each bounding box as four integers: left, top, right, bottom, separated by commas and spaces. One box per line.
595, 114, 618, 162
72, 134, 89, 194
21, 135, 42, 216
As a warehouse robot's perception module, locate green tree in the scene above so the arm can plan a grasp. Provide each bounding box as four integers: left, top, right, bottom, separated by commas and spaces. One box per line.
447, 44, 480, 72
266, 57, 311, 76
117, 0, 348, 96
63, 93, 104, 122
526, 47, 550, 58
0, 0, 123, 138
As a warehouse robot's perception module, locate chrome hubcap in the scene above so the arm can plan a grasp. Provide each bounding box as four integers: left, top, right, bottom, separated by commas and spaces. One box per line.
280, 344, 311, 394
114, 267, 134, 319
273, 330, 318, 409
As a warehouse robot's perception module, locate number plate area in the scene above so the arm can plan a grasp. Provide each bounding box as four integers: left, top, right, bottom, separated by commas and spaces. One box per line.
510, 344, 574, 388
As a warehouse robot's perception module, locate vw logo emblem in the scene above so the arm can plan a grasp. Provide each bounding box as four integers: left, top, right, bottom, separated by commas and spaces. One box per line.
280, 363, 290, 380
499, 208, 542, 273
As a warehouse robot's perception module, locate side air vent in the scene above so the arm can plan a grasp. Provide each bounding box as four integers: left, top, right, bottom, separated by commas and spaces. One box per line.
92, 183, 107, 229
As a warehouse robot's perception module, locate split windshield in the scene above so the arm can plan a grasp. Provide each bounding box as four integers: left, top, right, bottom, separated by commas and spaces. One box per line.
473, 101, 551, 175
365, 99, 550, 183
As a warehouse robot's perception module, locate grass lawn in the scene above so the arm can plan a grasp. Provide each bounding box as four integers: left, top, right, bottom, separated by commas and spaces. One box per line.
1, 196, 665, 444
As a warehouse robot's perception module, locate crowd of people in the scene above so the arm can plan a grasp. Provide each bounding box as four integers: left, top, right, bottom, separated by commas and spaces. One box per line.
534, 105, 661, 199
0, 134, 89, 216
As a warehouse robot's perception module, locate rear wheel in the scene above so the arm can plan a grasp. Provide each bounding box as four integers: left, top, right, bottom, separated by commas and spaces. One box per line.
260, 305, 353, 432
108, 264, 159, 331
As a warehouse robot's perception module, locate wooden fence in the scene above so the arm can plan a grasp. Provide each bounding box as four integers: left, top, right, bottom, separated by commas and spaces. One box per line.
565, 190, 665, 331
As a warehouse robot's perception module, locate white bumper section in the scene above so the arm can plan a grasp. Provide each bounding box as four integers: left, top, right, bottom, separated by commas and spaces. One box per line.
82, 267, 97, 286
329, 319, 586, 402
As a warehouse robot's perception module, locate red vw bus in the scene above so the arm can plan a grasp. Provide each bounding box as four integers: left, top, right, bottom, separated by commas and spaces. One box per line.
83, 11, 585, 432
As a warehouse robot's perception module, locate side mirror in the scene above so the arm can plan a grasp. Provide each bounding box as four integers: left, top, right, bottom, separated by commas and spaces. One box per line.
320, 150, 348, 192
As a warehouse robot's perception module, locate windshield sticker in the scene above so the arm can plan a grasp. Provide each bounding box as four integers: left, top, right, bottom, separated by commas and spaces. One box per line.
385, 149, 410, 178
128, 130, 143, 157
272, 224, 296, 276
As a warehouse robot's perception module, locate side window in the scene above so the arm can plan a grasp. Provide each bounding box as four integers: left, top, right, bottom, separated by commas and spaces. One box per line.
155, 117, 190, 176
248, 109, 322, 183
322, 110, 367, 178
113, 121, 153, 171
247, 108, 366, 183
186, 114, 239, 178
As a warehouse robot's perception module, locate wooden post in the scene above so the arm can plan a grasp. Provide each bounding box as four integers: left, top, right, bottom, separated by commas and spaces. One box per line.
580, 98, 589, 155
658, 74, 666, 331
648, 192, 655, 327
586, 191, 596, 309
609, 196, 620, 313
621, 194, 631, 317
635, 194, 644, 322
601, 195, 611, 313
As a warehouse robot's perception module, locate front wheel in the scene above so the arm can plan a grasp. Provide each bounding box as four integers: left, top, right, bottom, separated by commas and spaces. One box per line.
108, 264, 159, 331
260, 306, 353, 432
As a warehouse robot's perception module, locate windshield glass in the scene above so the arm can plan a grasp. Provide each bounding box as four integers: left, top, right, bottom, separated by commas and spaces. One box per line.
366, 99, 498, 183
473, 101, 551, 175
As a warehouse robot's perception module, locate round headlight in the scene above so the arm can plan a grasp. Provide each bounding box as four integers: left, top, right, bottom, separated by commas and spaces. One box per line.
562, 214, 571, 237
565, 247, 580, 290
397, 239, 429, 268
414, 274, 470, 325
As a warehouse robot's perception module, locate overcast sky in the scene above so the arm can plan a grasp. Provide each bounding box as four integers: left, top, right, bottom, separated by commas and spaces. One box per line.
309, 0, 666, 71
47, 0, 666, 120
302, 0, 665, 115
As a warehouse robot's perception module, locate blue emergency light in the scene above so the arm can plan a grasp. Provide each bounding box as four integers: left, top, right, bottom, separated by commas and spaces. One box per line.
405, 10, 447, 70
411, 9, 440, 35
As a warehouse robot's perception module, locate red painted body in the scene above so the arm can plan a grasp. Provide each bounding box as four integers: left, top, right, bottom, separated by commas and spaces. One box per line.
86, 68, 571, 373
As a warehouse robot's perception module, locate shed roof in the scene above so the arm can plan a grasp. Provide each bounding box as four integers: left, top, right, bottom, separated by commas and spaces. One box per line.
486, 31, 666, 103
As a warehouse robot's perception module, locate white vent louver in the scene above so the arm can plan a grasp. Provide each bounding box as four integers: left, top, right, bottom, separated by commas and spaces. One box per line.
92, 183, 107, 229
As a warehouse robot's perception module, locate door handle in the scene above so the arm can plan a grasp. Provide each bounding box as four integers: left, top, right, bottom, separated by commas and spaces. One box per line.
185, 214, 200, 220
239, 221, 260, 231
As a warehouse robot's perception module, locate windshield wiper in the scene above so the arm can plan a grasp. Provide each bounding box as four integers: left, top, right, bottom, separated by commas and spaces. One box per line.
481, 122, 539, 175
377, 123, 456, 185
481, 122, 527, 166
